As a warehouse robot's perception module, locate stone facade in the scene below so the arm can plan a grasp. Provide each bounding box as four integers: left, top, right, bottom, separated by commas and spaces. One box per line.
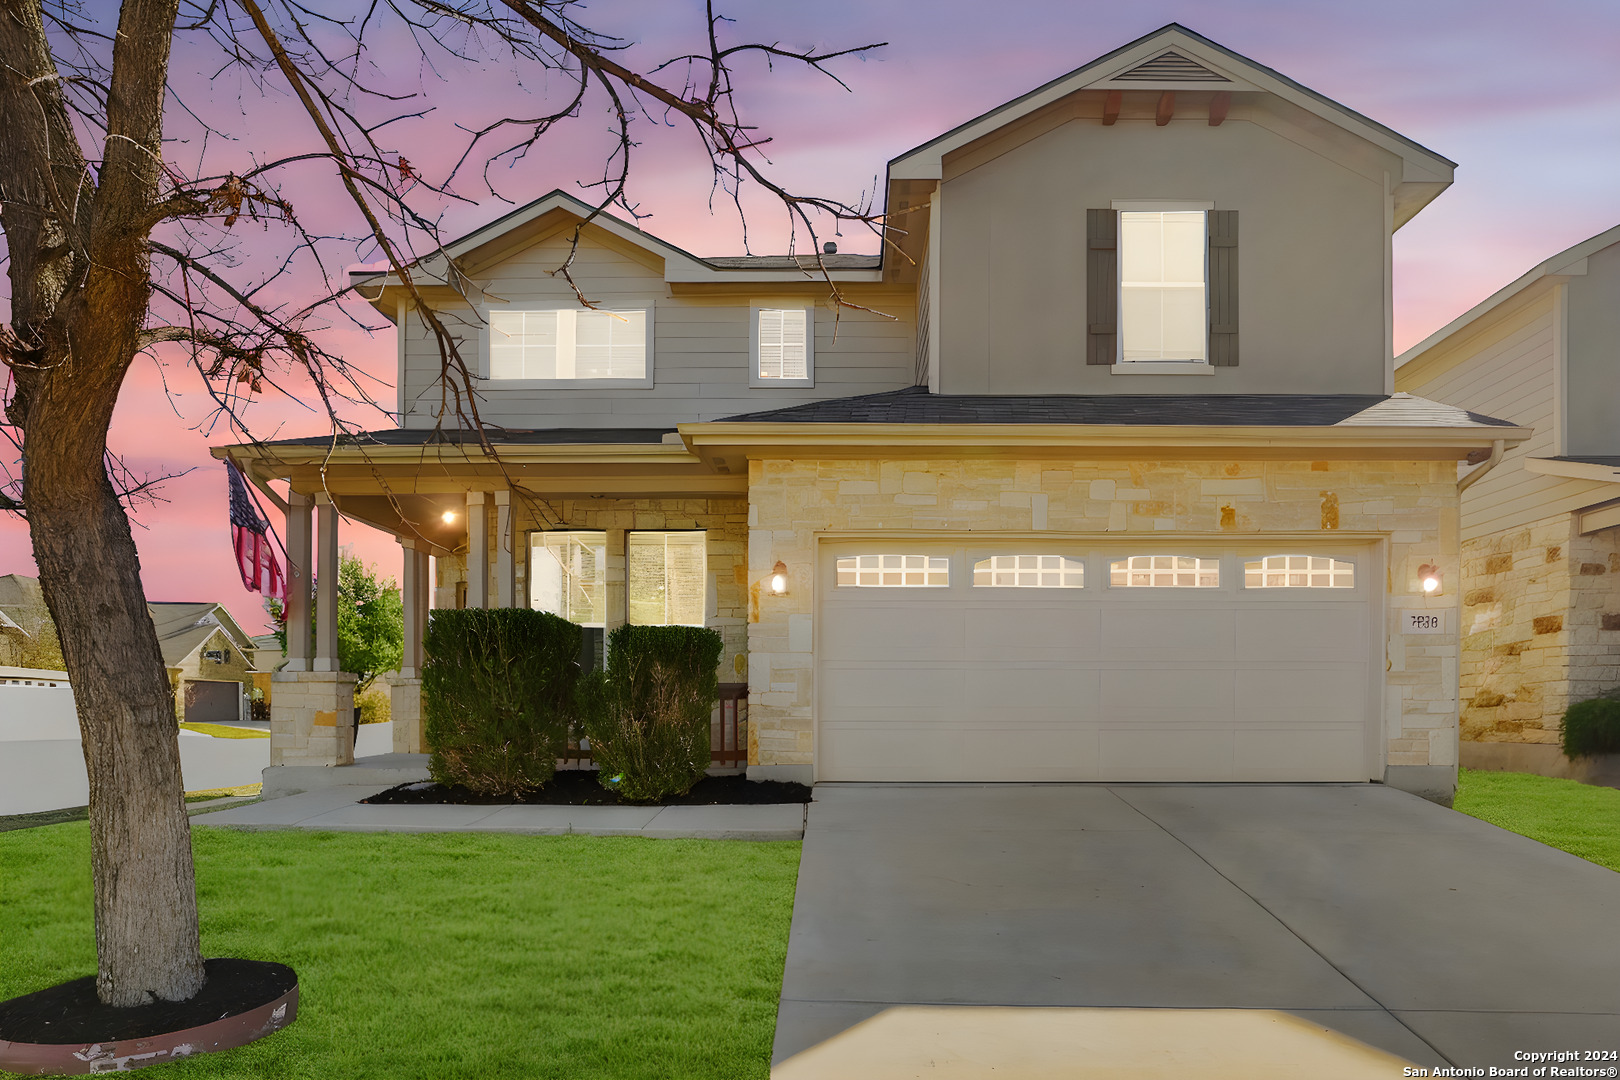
269, 669, 358, 766
1460, 515, 1620, 744
168, 626, 256, 722
435, 496, 751, 680
746, 457, 1461, 779
391, 677, 424, 754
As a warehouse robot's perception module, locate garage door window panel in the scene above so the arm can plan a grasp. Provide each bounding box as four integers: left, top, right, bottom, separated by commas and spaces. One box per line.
972, 555, 1083, 589
835, 554, 949, 588
1243, 555, 1355, 590
1108, 555, 1220, 588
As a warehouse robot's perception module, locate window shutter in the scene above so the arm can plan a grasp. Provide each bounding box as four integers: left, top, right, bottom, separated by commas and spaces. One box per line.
1208, 210, 1238, 367
1086, 209, 1117, 365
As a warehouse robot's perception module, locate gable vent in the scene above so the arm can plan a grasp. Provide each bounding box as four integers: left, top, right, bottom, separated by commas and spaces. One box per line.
1113, 51, 1230, 82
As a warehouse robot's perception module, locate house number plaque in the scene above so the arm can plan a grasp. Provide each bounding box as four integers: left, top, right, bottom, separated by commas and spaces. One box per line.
1401, 611, 1443, 634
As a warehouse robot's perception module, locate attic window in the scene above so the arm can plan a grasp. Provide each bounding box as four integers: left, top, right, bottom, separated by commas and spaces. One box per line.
489, 309, 648, 381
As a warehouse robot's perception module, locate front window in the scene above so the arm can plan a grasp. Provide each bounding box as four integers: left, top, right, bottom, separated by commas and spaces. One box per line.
1120, 210, 1206, 362
530, 531, 608, 625
489, 308, 647, 380
628, 531, 707, 626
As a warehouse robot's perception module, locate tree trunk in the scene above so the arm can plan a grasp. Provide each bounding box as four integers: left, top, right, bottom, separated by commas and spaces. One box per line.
30, 478, 208, 1007
1, 0, 205, 1008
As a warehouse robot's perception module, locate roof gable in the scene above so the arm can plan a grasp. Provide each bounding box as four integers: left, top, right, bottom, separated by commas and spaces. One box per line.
887, 24, 1454, 226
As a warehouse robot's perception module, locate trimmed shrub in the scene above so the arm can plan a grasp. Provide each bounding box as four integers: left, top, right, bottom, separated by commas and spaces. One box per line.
578, 624, 725, 803
1561, 692, 1620, 760
423, 608, 582, 797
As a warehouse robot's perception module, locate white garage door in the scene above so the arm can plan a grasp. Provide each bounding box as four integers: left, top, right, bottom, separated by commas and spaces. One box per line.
817, 541, 1378, 783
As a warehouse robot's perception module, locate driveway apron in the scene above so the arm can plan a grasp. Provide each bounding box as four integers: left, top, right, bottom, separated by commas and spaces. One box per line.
773, 783, 1620, 1071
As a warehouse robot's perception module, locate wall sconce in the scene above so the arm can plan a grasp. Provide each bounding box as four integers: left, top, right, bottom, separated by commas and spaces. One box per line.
769, 561, 789, 596
1419, 564, 1442, 595
440, 509, 457, 524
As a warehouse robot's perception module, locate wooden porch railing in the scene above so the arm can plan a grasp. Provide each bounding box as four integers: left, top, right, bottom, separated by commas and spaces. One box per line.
558, 682, 748, 770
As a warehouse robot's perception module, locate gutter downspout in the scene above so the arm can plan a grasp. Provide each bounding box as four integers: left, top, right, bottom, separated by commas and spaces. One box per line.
1457, 439, 1506, 494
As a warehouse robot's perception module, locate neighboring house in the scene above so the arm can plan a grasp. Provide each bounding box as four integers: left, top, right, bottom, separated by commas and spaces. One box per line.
148, 602, 259, 723
1395, 226, 1620, 777
218, 25, 1525, 800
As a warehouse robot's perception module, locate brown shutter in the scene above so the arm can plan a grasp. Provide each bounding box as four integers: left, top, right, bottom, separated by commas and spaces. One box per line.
1208, 209, 1238, 367
1086, 209, 1117, 365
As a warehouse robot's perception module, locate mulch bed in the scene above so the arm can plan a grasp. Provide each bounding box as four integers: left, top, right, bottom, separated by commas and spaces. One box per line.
362, 770, 810, 807
0, 959, 295, 1045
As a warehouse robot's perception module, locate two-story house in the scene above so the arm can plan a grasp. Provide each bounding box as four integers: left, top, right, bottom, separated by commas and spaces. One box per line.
219, 25, 1525, 801
1395, 225, 1620, 780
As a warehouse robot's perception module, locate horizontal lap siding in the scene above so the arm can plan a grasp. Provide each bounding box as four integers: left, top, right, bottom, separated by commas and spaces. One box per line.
1398, 297, 1608, 539
401, 234, 915, 429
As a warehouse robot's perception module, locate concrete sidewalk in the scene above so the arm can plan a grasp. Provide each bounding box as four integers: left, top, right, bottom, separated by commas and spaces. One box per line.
195, 784, 806, 840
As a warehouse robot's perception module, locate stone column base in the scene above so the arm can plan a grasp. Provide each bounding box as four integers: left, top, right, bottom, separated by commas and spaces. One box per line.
390, 677, 424, 755
270, 670, 358, 767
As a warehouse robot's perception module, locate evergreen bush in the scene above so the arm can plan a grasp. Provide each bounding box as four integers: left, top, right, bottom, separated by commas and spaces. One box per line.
1560, 692, 1620, 760
423, 608, 582, 796
578, 624, 725, 802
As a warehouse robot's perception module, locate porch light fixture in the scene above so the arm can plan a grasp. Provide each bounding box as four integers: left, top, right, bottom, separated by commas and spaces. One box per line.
769, 561, 789, 596
441, 510, 457, 524
1419, 564, 1442, 595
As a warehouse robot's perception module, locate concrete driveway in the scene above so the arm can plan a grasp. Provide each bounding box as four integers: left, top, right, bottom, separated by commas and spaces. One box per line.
773, 784, 1620, 1072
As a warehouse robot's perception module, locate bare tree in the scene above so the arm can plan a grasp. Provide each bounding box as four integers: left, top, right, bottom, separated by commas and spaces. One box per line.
0, 0, 885, 1007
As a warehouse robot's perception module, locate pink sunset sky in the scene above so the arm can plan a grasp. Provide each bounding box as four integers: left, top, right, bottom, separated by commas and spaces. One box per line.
3, 1, 1617, 635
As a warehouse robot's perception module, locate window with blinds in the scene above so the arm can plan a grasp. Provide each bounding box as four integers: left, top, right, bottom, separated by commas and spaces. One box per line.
529, 531, 609, 625
489, 308, 647, 380
1120, 211, 1207, 362
628, 531, 707, 627
752, 306, 813, 385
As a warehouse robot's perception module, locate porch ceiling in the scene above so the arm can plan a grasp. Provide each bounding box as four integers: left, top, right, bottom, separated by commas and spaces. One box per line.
210, 439, 746, 550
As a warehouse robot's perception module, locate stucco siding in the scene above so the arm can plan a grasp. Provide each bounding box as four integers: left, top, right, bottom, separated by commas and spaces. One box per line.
937, 118, 1394, 395
399, 232, 916, 430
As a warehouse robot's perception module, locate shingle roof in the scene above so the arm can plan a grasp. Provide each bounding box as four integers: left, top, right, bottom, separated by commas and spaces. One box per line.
148, 602, 254, 668
701, 254, 881, 270
259, 427, 674, 449
715, 386, 1516, 428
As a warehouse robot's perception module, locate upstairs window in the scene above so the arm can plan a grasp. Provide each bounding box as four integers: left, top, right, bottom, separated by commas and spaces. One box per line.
1119, 210, 1206, 362
489, 308, 648, 382
751, 306, 813, 386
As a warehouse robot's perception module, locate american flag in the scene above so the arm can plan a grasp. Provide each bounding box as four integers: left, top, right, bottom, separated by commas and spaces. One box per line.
227, 462, 285, 602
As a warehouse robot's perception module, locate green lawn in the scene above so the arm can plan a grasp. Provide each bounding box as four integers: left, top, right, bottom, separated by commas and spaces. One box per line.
1454, 767, 1620, 871
0, 825, 801, 1078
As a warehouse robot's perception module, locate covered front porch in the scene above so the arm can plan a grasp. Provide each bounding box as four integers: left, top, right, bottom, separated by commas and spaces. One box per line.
213, 428, 751, 774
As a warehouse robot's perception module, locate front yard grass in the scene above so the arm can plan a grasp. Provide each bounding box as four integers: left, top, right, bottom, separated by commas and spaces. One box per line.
0, 824, 800, 1078
1453, 767, 1620, 872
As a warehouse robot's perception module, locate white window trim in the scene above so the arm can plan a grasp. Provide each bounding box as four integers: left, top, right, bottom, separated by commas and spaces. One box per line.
627, 530, 708, 627
748, 303, 815, 388
479, 302, 656, 390
1111, 200, 1213, 373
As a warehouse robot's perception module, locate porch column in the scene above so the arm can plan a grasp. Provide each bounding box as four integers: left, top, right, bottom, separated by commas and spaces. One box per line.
283, 491, 313, 672
466, 491, 489, 608
269, 491, 355, 770
494, 490, 516, 608
393, 538, 428, 755
313, 494, 341, 672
